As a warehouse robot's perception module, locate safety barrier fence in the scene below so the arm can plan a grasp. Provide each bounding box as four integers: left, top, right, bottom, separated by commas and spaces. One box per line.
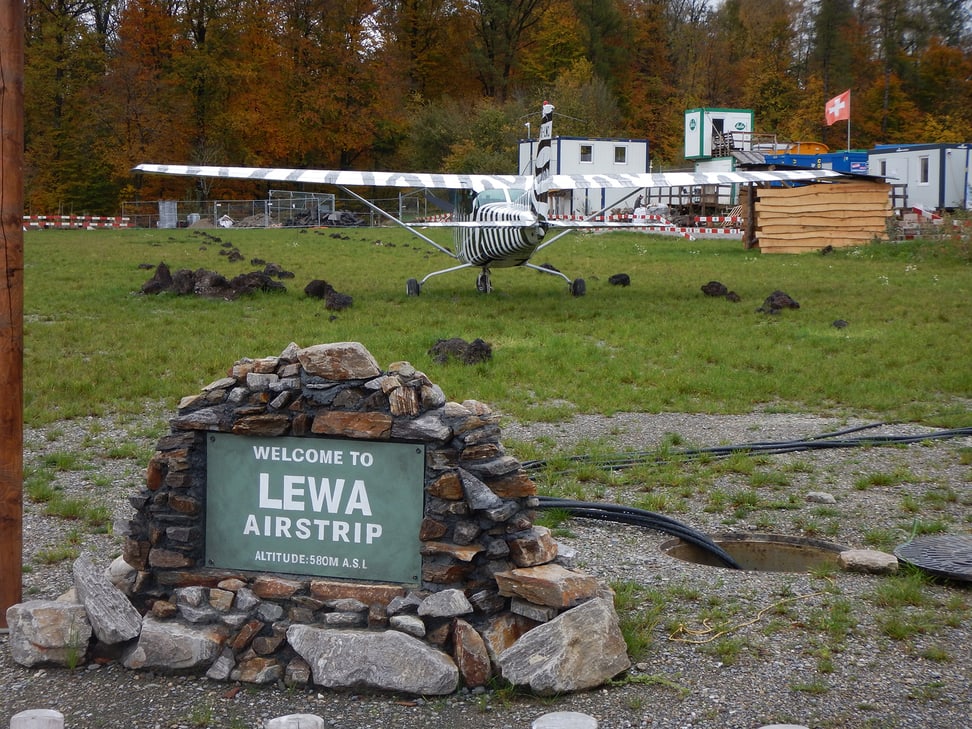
23, 215, 134, 229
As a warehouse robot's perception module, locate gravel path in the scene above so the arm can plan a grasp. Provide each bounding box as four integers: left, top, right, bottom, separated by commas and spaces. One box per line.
3, 409, 970, 729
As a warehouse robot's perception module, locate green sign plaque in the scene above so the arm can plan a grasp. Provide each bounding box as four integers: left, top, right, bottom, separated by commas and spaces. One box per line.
206, 433, 425, 583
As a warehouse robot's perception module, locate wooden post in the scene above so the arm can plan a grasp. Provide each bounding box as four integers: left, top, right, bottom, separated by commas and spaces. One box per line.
744, 183, 758, 250
0, 0, 26, 628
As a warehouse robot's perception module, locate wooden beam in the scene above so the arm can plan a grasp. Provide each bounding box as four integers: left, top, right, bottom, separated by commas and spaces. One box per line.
0, 0, 25, 628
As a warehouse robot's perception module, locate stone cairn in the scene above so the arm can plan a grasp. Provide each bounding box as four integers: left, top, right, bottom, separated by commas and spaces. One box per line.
7, 342, 629, 696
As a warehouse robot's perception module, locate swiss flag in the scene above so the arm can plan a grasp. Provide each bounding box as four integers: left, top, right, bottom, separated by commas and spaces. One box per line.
825, 90, 851, 126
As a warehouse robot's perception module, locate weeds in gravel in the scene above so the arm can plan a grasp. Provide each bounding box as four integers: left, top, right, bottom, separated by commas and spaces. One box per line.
791, 678, 830, 694
869, 570, 971, 643
532, 507, 575, 538
34, 545, 80, 565
907, 516, 951, 535
64, 618, 86, 671
186, 700, 215, 727
908, 681, 948, 702
611, 581, 666, 660
854, 467, 920, 490
702, 636, 749, 665
919, 644, 951, 662
871, 571, 930, 608
609, 673, 691, 699
863, 527, 902, 551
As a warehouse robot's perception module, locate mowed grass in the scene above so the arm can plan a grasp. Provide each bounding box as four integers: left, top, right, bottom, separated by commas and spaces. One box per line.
22, 226, 972, 427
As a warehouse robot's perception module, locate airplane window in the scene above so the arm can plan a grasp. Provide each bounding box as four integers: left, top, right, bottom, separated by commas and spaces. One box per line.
473, 188, 528, 209
472, 190, 505, 209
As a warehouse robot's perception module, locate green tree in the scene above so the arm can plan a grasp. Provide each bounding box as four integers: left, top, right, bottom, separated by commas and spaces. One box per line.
811, 0, 857, 94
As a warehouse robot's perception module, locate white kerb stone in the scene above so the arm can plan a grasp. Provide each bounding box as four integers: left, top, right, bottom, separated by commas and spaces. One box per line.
10, 709, 66, 729
265, 715, 326, 729
533, 712, 598, 729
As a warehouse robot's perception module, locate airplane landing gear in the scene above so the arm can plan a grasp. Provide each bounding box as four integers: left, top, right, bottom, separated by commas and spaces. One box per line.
476, 270, 493, 293
406, 278, 421, 296
570, 278, 586, 297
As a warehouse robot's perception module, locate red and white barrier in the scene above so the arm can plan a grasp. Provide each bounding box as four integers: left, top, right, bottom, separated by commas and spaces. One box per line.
23, 215, 133, 229
695, 216, 744, 225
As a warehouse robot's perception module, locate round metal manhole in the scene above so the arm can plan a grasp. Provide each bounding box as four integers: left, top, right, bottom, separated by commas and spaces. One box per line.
661, 533, 849, 572
894, 535, 972, 582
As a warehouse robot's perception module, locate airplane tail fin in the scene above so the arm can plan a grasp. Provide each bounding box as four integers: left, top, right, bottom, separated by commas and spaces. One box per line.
529, 101, 554, 219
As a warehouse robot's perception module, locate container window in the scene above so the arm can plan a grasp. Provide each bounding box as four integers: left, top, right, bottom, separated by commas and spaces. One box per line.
580, 145, 593, 163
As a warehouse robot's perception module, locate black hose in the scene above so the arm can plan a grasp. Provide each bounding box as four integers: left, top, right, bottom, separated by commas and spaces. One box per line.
537, 496, 743, 570
521, 425, 972, 474
526, 424, 972, 572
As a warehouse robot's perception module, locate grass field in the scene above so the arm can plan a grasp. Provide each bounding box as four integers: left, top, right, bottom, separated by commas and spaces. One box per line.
22, 225, 972, 427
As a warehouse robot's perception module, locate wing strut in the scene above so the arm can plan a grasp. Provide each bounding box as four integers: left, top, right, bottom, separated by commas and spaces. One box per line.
338, 186, 456, 259
537, 185, 648, 251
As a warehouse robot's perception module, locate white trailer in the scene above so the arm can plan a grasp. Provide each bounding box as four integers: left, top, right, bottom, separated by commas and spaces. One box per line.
684, 108, 755, 160
868, 143, 971, 211
518, 136, 650, 218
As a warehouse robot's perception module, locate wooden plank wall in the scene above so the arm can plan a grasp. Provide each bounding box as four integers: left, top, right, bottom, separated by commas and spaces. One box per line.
755, 180, 892, 254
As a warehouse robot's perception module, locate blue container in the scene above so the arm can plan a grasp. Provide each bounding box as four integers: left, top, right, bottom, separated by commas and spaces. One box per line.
763, 151, 868, 174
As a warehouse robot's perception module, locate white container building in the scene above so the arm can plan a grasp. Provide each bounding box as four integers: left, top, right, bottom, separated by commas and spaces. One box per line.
518, 136, 650, 217
868, 143, 971, 211
684, 108, 755, 160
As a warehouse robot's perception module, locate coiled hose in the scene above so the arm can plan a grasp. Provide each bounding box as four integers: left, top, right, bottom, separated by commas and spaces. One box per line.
529, 423, 972, 571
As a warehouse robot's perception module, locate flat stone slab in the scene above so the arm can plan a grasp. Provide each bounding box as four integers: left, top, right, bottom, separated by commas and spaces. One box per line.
287, 625, 458, 695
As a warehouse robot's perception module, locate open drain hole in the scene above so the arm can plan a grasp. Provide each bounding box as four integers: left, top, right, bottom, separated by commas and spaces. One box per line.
661, 533, 849, 572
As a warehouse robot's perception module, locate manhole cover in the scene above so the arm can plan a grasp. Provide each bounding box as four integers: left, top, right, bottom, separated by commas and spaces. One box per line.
894, 535, 972, 582
661, 533, 848, 572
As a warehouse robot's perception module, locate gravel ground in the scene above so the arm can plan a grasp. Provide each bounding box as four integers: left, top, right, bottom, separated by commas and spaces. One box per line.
2, 409, 970, 729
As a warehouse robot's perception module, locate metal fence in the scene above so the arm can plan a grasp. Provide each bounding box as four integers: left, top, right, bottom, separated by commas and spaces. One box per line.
120, 189, 455, 229
122, 192, 338, 229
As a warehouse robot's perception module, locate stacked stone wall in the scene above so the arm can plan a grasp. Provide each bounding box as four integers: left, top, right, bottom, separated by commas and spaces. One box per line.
9, 341, 629, 695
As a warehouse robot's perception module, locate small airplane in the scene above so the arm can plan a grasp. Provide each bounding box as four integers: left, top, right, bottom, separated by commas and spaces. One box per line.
135, 102, 845, 296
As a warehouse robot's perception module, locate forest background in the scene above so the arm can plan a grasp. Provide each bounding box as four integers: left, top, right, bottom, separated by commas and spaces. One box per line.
24, 0, 972, 216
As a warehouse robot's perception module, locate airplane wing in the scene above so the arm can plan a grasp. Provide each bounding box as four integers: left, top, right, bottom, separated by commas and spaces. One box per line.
136, 163, 845, 194
546, 168, 844, 190
133, 164, 529, 193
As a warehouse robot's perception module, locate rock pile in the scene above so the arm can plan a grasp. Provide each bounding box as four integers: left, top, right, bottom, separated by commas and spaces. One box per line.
757, 290, 800, 314
700, 280, 740, 302
140, 262, 292, 299
6, 342, 629, 696
428, 337, 493, 365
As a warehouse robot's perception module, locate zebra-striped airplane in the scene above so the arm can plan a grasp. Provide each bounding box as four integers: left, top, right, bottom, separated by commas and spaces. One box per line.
135, 102, 845, 297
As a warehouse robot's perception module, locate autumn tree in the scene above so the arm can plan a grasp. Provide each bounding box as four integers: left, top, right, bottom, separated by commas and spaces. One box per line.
468, 0, 552, 100
101, 0, 191, 202
516, 0, 586, 88
24, 0, 115, 213
372, 0, 479, 101
17, 0, 972, 210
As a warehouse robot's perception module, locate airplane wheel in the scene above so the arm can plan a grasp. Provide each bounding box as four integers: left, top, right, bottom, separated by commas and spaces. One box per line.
406, 278, 421, 297
570, 278, 586, 297
476, 271, 492, 293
